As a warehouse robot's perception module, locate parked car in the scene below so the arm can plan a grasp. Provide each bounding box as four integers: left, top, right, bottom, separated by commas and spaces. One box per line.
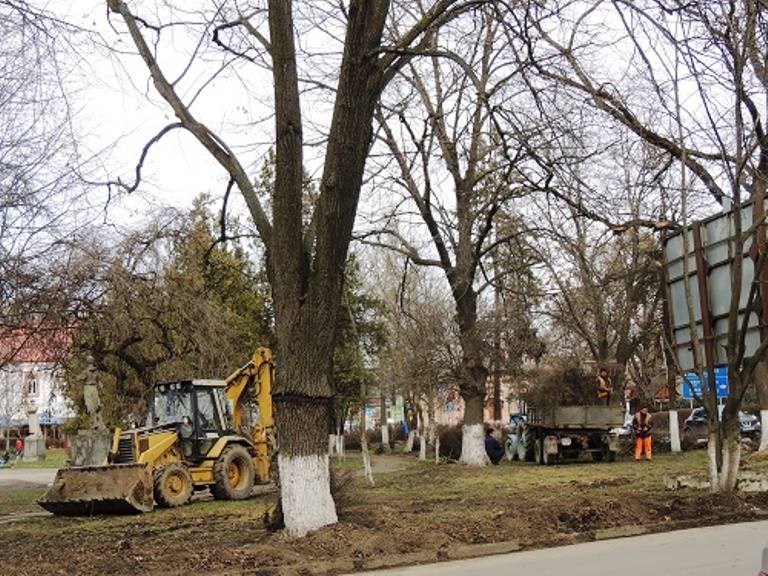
683, 407, 762, 442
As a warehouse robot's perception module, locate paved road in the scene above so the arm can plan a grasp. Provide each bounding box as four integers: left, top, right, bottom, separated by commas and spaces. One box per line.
0, 468, 57, 490
357, 520, 768, 576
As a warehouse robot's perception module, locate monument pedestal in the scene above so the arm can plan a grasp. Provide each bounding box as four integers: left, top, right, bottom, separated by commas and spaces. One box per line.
69, 430, 112, 467
24, 406, 46, 461
23, 435, 47, 461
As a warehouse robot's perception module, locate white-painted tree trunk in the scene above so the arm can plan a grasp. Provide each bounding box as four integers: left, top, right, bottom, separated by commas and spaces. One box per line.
707, 434, 719, 492
359, 404, 374, 487
417, 407, 427, 461
760, 410, 768, 452
427, 419, 436, 447
706, 431, 742, 492
434, 435, 441, 464
460, 423, 487, 466
669, 410, 681, 453
403, 429, 415, 453
381, 421, 390, 452
278, 454, 338, 538
721, 435, 741, 491
327, 434, 336, 457
362, 449, 374, 486
335, 431, 344, 459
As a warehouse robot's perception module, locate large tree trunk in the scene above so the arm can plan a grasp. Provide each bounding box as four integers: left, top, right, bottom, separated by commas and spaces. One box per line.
707, 405, 742, 492
454, 283, 489, 466
403, 429, 415, 453
360, 385, 374, 486
719, 407, 742, 491
272, 297, 340, 538
380, 390, 390, 453
427, 393, 436, 447
380, 420, 390, 452
669, 410, 682, 453
274, 394, 337, 537
754, 359, 768, 451
417, 405, 427, 461
267, 0, 389, 538
460, 393, 487, 466
491, 283, 503, 420
109, 0, 395, 539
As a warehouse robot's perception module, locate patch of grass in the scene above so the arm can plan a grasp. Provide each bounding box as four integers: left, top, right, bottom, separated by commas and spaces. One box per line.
12, 448, 67, 469
329, 455, 366, 469
0, 487, 46, 515
1, 450, 767, 576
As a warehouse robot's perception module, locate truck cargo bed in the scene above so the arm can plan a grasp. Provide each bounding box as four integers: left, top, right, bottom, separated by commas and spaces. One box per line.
528, 405, 624, 429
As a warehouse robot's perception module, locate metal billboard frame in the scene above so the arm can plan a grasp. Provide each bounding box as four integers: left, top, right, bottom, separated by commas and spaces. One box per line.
663, 200, 768, 374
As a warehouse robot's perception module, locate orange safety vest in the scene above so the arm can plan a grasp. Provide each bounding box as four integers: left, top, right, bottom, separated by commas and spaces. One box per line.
633, 412, 652, 437
597, 376, 612, 398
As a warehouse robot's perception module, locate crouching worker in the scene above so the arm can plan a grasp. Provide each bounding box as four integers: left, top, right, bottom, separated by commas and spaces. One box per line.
485, 426, 504, 465
632, 407, 653, 461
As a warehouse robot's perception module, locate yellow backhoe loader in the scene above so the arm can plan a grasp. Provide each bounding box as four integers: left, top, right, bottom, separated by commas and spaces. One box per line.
38, 348, 275, 515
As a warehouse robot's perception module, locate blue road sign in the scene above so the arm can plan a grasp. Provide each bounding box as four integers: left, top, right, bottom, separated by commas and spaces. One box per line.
683, 366, 729, 400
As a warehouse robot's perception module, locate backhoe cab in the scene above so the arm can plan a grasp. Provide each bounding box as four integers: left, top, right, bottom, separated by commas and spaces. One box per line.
38, 348, 274, 515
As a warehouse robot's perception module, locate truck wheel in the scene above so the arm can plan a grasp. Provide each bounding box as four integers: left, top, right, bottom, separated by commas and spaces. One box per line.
520, 428, 536, 462
542, 443, 554, 466
154, 463, 193, 508
607, 450, 617, 463
591, 451, 604, 462
212, 445, 255, 500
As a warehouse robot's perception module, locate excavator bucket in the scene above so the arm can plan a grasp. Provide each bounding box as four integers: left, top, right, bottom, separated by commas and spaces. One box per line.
38, 463, 154, 515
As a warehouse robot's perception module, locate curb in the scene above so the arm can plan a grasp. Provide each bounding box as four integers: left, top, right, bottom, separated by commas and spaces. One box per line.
211, 513, 767, 576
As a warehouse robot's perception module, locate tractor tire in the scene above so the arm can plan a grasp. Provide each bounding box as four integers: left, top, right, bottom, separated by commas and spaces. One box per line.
212, 445, 255, 501
516, 437, 527, 462
154, 463, 193, 508
525, 428, 537, 461
505, 438, 517, 462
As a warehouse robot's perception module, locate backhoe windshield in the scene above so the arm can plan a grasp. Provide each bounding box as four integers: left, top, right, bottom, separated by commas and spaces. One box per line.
153, 388, 193, 425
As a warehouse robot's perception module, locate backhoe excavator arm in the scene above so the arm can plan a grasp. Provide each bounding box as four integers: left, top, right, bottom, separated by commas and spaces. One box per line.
224, 347, 274, 481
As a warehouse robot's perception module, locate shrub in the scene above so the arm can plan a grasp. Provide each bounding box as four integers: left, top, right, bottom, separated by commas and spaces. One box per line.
521, 358, 596, 408
437, 424, 462, 460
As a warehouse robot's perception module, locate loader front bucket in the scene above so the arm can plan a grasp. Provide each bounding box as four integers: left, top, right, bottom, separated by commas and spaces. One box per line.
38, 463, 154, 515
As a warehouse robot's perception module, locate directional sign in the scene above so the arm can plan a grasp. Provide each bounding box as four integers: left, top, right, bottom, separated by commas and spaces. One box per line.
682, 366, 729, 400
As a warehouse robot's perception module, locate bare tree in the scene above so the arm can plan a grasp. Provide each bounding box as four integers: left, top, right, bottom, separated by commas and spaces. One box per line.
513, 0, 768, 488
533, 165, 663, 397
376, 260, 462, 458
105, 0, 492, 535
368, 5, 545, 465
0, 369, 23, 452
0, 1, 99, 367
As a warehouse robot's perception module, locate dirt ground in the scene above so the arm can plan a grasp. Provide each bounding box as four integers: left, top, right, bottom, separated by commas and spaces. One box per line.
2, 451, 768, 576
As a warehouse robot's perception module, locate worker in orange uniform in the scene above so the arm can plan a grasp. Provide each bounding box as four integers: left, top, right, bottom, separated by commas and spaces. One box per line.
596, 368, 613, 406
632, 407, 653, 461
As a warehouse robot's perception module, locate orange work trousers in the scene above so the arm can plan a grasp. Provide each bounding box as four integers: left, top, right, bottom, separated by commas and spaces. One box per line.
634, 436, 652, 460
